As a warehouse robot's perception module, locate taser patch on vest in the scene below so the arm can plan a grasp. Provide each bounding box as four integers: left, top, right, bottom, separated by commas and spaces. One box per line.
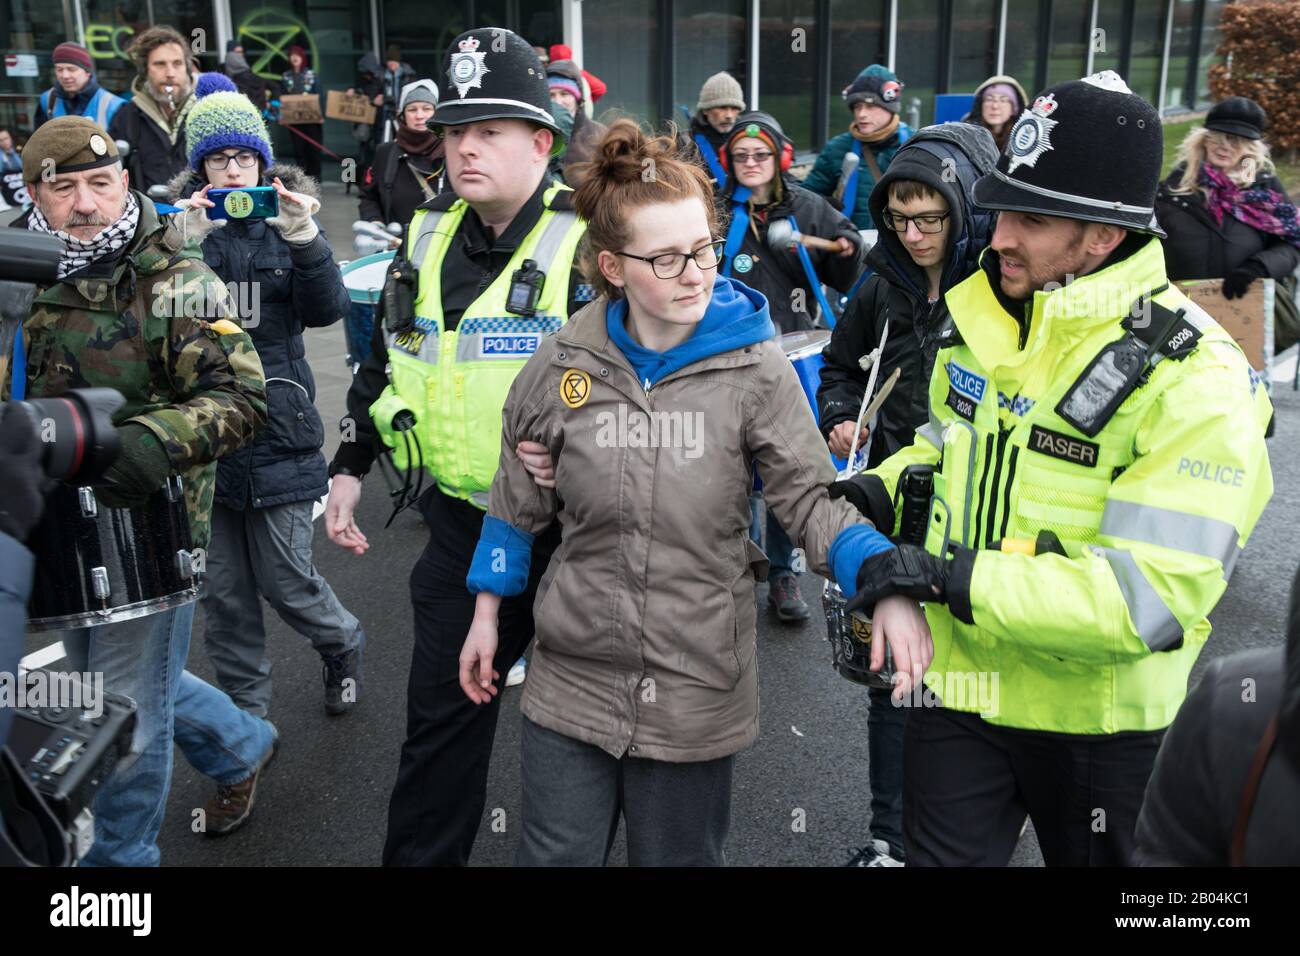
1027, 425, 1099, 468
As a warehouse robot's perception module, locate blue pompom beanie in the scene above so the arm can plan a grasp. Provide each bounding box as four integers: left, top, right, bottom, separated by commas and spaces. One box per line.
185, 72, 274, 172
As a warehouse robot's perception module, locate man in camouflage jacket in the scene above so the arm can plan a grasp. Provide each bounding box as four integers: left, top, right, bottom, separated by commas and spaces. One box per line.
3, 117, 279, 865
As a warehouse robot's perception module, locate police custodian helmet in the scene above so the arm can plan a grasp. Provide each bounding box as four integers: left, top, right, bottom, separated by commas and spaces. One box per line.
972, 71, 1166, 237
433, 27, 565, 149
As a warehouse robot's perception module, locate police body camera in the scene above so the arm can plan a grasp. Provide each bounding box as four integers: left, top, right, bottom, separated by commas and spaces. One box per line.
506, 258, 545, 317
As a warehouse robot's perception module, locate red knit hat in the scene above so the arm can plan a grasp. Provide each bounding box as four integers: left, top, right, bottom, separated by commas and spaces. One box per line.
53, 42, 94, 74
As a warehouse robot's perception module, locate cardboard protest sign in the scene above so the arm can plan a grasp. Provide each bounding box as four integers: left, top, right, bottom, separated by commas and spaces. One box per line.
1175, 277, 1274, 371
279, 94, 323, 125
325, 90, 377, 124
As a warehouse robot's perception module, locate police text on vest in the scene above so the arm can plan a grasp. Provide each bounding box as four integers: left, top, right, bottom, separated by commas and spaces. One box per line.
1177, 457, 1245, 487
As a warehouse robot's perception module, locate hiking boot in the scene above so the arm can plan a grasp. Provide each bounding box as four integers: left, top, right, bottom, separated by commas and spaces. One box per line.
202, 725, 278, 838
768, 572, 810, 623
845, 839, 905, 867
322, 639, 363, 716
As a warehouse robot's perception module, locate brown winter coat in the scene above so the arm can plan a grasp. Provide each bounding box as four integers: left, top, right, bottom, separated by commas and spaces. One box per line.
487, 297, 870, 761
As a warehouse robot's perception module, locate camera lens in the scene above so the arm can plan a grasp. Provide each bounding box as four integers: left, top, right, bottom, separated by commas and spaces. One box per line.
15, 387, 123, 483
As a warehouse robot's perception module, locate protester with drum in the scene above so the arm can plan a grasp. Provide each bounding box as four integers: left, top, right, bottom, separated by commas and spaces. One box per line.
816, 122, 998, 867
456, 119, 919, 865
716, 110, 864, 624
168, 75, 364, 722
3, 117, 276, 865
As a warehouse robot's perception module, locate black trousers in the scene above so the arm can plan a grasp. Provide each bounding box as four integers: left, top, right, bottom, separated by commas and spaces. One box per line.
902, 705, 1165, 866
382, 490, 557, 866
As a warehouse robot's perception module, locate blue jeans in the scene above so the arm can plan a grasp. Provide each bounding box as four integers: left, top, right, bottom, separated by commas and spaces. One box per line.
748, 493, 797, 576
59, 601, 277, 867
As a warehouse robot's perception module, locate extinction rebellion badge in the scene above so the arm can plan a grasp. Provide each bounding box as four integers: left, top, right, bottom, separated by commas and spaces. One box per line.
1006, 93, 1059, 174
449, 35, 489, 98
733, 253, 754, 274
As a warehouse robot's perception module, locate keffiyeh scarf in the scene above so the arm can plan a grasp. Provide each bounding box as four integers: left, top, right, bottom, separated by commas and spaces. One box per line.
28, 190, 140, 278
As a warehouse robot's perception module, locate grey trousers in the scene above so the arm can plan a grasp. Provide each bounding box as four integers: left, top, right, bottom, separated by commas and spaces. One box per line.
201, 499, 362, 717
516, 716, 734, 867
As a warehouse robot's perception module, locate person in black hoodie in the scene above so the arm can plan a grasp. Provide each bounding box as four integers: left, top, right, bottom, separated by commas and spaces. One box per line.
815, 122, 998, 866
719, 110, 864, 624
1134, 561, 1300, 866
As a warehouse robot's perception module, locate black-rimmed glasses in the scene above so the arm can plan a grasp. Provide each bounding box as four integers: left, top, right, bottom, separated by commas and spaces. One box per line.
879, 210, 951, 235
204, 151, 259, 170
616, 239, 726, 279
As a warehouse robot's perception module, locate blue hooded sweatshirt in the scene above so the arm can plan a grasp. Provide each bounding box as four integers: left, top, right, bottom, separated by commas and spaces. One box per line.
468, 275, 892, 598
604, 275, 775, 390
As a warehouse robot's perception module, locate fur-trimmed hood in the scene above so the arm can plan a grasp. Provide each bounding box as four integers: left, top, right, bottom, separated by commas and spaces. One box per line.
164, 162, 321, 204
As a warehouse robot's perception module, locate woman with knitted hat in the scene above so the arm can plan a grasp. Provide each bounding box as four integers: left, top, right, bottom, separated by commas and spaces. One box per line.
1157, 96, 1300, 352
281, 45, 322, 180
546, 59, 607, 187
357, 78, 447, 232
170, 75, 366, 722
963, 74, 1028, 152
803, 64, 914, 230
717, 110, 864, 627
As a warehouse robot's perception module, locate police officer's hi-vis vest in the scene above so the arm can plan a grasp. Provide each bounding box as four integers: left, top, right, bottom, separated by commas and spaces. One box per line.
865, 238, 1273, 734
370, 183, 586, 508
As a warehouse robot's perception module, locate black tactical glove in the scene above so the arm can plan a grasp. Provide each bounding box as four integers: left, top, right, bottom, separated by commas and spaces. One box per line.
0, 402, 48, 542
828, 472, 896, 535
846, 543, 977, 624
1222, 260, 1266, 300
96, 423, 171, 509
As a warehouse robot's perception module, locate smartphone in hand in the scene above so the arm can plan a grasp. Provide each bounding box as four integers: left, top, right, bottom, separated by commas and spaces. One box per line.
205, 186, 280, 220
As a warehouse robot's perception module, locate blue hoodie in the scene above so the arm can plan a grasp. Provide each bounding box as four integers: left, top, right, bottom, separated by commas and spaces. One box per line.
605, 275, 775, 390
468, 276, 777, 597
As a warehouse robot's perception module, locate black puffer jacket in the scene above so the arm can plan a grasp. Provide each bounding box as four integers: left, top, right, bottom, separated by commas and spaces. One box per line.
169, 163, 350, 509
1134, 562, 1300, 866
817, 123, 998, 467
1156, 163, 1300, 283
718, 176, 864, 334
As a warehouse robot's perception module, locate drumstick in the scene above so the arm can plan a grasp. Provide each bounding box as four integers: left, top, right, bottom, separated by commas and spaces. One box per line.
767, 218, 843, 253
791, 233, 843, 252
842, 319, 890, 476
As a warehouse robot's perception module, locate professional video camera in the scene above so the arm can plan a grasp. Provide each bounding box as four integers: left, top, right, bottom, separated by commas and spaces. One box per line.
0, 230, 122, 483
0, 226, 137, 867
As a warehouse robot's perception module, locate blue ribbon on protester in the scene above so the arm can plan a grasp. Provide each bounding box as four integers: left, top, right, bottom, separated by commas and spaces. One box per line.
785, 213, 838, 329
695, 132, 728, 190
721, 184, 752, 278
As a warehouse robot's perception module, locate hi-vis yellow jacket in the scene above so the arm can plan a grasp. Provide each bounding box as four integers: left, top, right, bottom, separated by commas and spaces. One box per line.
369, 183, 586, 508
866, 237, 1273, 733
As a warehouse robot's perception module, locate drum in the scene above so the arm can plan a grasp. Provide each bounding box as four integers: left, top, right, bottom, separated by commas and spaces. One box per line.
778, 329, 831, 419
26, 477, 201, 632
341, 251, 396, 369
823, 580, 896, 690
